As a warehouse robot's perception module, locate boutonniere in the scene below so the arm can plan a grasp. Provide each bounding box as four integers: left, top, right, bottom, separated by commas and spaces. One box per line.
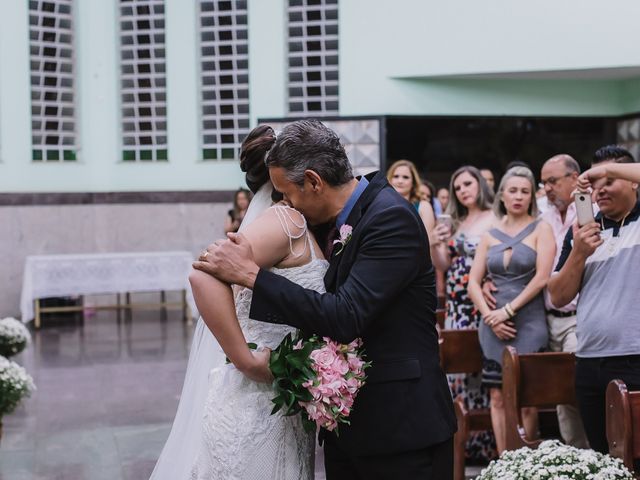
333, 224, 353, 256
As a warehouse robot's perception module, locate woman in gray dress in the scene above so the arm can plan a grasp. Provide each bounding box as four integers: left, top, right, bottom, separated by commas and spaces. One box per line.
468, 166, 556, 453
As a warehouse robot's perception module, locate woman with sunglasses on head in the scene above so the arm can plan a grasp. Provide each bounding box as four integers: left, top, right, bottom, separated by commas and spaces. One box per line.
430, 165, 497, 463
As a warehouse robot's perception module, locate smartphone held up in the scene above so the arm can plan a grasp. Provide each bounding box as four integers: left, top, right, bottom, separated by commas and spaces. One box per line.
436, 214, 452, 230
574, 191, 595, 226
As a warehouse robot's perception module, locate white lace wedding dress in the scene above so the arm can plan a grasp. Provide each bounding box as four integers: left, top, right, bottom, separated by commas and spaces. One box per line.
189, 207, 329, 480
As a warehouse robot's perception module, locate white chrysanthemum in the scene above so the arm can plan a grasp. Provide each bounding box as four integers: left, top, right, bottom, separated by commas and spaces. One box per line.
0, 317, 31, 356
0, 355, 36, 415
476, 440, 634, 480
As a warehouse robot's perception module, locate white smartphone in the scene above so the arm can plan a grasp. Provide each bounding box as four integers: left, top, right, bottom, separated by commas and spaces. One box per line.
437, 213, 452, 230
574, 192, 594, 226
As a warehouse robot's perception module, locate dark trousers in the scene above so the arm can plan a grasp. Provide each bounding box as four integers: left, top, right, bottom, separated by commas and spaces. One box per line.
323, 435, 454, 480
575, 355, 640, 453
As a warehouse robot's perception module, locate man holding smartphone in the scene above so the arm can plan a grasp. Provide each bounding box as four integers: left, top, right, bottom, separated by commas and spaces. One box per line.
548, 145, 640, 455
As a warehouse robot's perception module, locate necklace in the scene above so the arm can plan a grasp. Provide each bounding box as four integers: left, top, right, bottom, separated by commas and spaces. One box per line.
601, 211, 630, 254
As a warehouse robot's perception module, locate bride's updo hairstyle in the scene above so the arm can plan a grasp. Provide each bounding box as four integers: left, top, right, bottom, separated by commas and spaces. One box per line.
239, 125, 282, 201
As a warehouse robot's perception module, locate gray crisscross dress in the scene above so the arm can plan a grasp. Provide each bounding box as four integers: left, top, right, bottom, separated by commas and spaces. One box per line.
478, 220, 549, 387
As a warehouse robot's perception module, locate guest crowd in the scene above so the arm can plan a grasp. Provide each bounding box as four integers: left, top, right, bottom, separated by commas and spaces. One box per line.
386, 146, 640, 463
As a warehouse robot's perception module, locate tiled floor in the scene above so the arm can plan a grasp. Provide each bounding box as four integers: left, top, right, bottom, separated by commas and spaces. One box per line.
1, 310, 194, 480
0, 309, 481, 479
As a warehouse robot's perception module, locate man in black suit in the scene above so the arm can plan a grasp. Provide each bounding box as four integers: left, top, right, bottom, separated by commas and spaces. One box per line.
198, 120, 456, 479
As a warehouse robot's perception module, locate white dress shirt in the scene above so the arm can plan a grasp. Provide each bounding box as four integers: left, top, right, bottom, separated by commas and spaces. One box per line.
541, 202, 578, 312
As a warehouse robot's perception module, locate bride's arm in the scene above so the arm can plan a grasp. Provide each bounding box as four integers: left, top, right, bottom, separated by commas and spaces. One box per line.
189, 206, 305, 381
189, 271, 269, 380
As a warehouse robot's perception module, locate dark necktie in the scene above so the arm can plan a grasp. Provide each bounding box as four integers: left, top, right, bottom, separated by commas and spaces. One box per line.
323, 225, 338, 259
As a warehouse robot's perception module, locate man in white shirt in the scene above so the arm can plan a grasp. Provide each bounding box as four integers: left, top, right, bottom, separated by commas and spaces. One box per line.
539, 154, 589, 448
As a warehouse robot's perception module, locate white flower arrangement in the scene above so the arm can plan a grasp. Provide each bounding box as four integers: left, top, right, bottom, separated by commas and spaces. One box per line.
0, 355, 36, 416
476, 440, 634, 480
0, 317, 31, 357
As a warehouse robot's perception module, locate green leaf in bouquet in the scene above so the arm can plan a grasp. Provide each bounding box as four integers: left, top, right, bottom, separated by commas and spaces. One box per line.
298, 389, 314, 402
271, 393, 285, 415
284, 390, 297, 412
286, 353, 305, 370
291, 376, 306, 388
301, 417, 316, 433
301, 366, 316, 379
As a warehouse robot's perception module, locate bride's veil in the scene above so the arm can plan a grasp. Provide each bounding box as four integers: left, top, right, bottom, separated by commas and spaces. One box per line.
149, 181, 273, 480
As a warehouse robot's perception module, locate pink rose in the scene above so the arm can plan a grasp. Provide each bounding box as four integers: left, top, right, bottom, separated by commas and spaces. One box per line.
338, 224, 352, 241
310, 346, 339, 370
331, 357, 350, 376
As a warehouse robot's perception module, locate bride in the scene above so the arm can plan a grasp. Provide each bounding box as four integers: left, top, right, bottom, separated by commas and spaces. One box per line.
149, 125, 328, 480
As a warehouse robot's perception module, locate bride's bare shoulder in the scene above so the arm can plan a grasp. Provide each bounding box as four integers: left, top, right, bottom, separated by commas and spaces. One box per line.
237, 204, 308, 268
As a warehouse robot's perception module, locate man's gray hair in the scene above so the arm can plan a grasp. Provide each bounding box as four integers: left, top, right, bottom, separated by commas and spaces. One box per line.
265, 120, 354, 186
545, 154, 580, 175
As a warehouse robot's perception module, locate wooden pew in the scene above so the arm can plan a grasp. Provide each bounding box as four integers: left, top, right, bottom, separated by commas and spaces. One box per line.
502, 346, 576, 451
607, 379, 640, 474
436, 309, 446, 329
439, 328, 492, 480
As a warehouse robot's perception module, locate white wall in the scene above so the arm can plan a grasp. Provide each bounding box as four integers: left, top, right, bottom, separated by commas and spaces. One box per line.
3, 0, 640, 194
0, 0, 245, 194
338, 0, 640, 117
247, 0, 287, 126
0, 202, 228, 317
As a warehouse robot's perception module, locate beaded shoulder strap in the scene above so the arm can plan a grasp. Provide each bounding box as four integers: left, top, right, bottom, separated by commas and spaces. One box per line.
271, 205, 309, 259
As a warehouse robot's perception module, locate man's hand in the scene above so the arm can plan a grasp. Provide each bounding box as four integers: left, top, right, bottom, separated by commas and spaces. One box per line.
192, 233, 260, 289
577, 165, 608, 192
492, 321, 516, 340
239, 349, 273, 384
572, 222, 603, 260
481, 279, 498, 309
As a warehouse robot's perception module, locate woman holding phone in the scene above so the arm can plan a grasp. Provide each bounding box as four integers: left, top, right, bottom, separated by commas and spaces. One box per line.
467, 166, 555, 453
430, 165, 496, 462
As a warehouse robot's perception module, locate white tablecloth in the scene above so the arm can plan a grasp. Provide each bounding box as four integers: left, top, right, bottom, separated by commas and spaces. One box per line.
20, 251, 198, 323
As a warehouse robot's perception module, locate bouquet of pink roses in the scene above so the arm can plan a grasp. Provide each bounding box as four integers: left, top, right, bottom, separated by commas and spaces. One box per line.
269, 332, 370, 433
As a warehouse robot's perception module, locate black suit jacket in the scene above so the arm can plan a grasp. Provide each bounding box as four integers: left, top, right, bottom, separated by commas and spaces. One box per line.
250, 171, 456, 456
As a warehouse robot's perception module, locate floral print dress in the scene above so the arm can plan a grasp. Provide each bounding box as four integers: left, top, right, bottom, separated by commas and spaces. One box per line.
446, 233, 497, 463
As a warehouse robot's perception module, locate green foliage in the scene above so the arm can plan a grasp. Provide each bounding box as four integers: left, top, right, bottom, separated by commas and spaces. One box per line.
0, 338, 27, 358
269, 332, 321, 432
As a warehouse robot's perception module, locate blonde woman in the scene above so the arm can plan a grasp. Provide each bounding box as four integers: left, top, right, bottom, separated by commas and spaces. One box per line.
387, 159, 436, 238
468, 166, 555, 453
430, 165, 496, 462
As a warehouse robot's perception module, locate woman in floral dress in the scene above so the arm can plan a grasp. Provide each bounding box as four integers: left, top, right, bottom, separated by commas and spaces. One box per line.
431, 165, 497, 463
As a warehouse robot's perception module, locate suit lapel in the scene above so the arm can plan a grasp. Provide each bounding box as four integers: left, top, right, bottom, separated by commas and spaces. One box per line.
324, 171, 389, 290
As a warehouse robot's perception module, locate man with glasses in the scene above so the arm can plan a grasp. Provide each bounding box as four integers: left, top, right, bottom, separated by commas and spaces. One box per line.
539, 154, 590, 448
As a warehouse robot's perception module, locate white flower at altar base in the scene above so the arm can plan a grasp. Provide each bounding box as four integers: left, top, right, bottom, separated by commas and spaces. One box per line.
0, 355, 36, 416
476, 440, 634, 480
0, 317, 32, 357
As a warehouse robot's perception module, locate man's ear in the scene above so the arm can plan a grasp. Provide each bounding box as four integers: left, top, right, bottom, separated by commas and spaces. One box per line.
304, 170, 324, 192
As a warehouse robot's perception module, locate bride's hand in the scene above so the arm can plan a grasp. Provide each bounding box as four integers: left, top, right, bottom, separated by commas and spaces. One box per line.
240, 348, 273, 384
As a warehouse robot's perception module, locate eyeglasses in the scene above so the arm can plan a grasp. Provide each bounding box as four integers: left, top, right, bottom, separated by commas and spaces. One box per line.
538, 172, 572, 189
